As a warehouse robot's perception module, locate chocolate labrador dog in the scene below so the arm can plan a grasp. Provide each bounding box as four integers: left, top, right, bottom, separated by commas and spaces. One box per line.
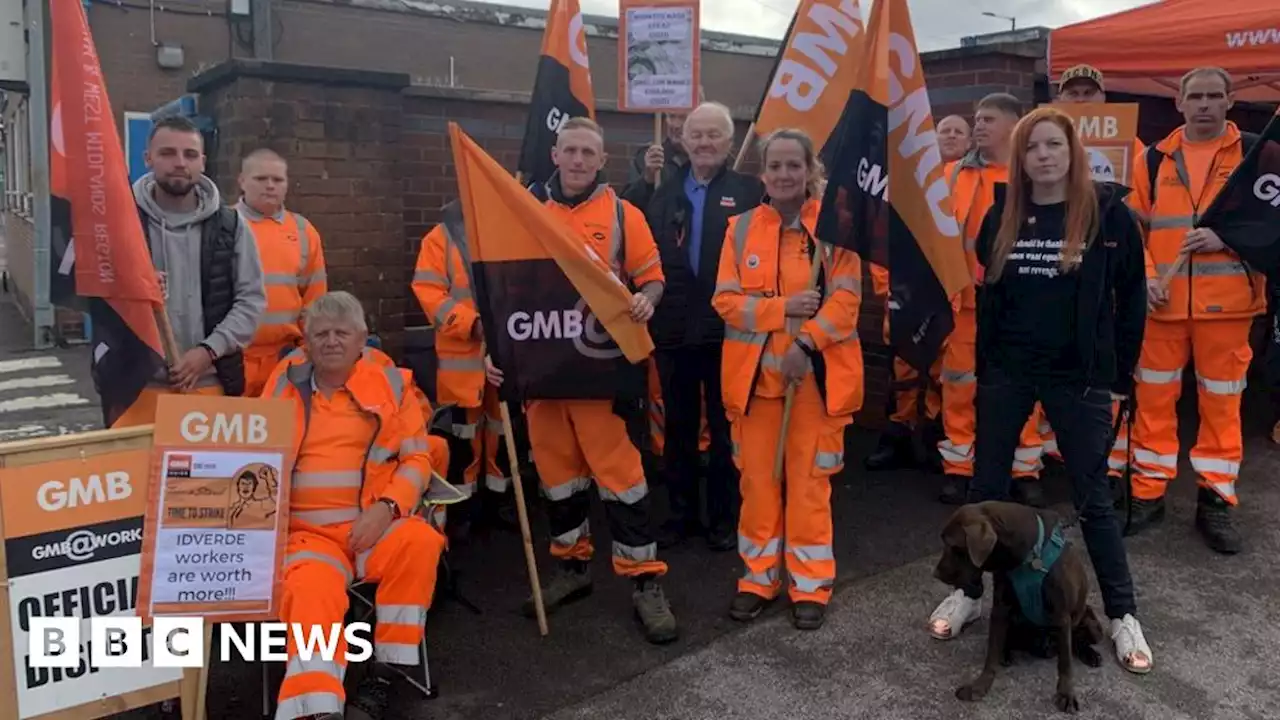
934, 501, 1104, 713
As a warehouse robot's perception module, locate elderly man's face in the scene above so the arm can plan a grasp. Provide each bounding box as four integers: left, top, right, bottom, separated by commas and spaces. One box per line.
682, 108, 732, 174
305, 315, 367, 376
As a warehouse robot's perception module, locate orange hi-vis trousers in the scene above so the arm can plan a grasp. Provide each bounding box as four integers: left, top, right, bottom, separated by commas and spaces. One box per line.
460, 386, 509, 495
733, 378, 847, 605
940, 309, 1044, 479
1132, 318, 1251, 505
244, 344, 292, 398
276, 515, 445, 719
526, 399, 667, 578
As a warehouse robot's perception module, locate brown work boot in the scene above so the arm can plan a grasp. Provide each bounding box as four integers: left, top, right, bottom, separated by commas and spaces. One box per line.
1123, 496, 1166, 537
1195, 488, 1242, 555
633, 576, 679, 644
522, 560, 593, 618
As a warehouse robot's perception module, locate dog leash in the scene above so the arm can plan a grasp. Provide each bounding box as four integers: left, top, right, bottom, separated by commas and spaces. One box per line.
1108, 394, 1136, 536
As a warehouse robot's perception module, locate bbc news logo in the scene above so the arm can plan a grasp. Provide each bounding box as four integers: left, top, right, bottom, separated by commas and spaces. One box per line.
28, 617, 374, 668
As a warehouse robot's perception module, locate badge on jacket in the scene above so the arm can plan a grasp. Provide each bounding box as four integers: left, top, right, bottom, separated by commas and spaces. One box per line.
746, 254, 761, 269
720, 197, 737, 208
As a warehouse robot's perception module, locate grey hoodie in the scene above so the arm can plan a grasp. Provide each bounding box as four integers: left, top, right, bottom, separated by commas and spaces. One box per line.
133, 173, 266, 390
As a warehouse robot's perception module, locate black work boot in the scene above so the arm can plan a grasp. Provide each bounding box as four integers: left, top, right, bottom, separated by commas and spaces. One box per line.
633, 575, 679, 644
1015, 478, 1047, 508
1109, 474, 1127, 511
346, 675, 391, 720
480, 487, 519, 532
1195, 488, 1242, 555
865, 426, 915, 471
791, 601, 826, 631
940, 474, 968, 505
522, 560, 593, 618
728, 591, 772, 622
1123, 496, 1166, 537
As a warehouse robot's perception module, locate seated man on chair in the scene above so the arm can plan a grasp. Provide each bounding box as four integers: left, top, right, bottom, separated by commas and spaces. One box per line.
264, 290, 446, 720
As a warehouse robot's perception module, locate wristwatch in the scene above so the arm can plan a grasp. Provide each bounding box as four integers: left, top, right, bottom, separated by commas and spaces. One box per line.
376, 497, 401, 518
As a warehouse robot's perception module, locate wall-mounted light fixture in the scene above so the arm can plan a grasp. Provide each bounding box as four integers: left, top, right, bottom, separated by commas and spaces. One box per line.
156, 42, 185, 70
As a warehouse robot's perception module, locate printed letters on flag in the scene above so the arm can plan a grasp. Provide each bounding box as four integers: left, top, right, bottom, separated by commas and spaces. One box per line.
752, 0, 866, 152
814, 0, 969, 372
1198, 111, 1280, 275
518, 0, 596, 186
50, 0, 168, 427
450, 123, 653, 402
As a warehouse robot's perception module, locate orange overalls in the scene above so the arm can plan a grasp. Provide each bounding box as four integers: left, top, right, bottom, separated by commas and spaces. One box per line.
646, 361, 711, 456
943, 153, 1045, 481
1128, 123, 1263, 506
237, 202, 328, 396
528, 183, 668, 578
265, 348, 446, 719
870, 262, 941, 430
411, 202, 509, 499
714, 199, 863, 605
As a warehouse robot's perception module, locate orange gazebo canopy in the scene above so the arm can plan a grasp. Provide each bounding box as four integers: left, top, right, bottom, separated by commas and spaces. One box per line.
1049, 0, 1280, 103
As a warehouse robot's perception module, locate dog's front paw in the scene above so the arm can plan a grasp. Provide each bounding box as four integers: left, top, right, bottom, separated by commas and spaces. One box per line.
1076, 644, 1103, 668
955, 680, 990, 702
1054, 690, 1080, 713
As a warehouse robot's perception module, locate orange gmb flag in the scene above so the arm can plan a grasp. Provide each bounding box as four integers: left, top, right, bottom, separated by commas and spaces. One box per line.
753, 0, 867, 151
518, 0, 596, 186
50, 0, 168, 427
449, 123, 654, 401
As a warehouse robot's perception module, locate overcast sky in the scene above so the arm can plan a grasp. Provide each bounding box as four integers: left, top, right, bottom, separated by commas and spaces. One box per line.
490, 0, 1156, 50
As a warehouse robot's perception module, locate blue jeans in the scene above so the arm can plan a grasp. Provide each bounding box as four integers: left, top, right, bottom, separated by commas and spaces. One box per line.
961, 367, 1138, 620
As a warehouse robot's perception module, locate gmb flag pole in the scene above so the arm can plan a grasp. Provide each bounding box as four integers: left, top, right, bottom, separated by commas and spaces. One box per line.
815, 0, 970, 374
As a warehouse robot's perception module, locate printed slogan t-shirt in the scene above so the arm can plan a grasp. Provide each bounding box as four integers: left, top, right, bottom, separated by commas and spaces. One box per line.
991, 200, 1082, 383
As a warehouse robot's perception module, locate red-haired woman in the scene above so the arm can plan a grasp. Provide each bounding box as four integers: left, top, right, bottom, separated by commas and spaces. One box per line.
929, 107, 1154, 675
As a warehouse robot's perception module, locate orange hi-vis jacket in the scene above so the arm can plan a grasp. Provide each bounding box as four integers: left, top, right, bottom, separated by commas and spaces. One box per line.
946, 151, 1008, 310
411, 202, 486, 411
540, 182, 665, 289
236, 201, 327, 351
1128, 122, 1266, 322
714, 198, 864, 420
267, 347, 432, 526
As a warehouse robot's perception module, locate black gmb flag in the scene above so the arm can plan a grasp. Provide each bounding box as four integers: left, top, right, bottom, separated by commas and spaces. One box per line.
815, 0, 970, 372
450, 123, 653, 402
1197, 107, 1280, 275
518, 0, 596, 186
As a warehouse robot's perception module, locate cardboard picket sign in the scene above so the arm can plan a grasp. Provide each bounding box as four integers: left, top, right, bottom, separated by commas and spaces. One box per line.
1047, 102, 1142, 186
0, 426, 202, 720
137, 394, 295, 622
617, 0, 701, 113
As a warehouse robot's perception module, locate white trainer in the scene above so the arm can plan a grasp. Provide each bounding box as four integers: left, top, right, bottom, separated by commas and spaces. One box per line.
1111, 614, 1153, 674
929, 588, 982, 640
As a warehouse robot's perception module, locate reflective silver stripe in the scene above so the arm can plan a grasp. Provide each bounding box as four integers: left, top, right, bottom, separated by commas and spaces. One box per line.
738, 536, 781, 560
715, 279, 743, 294
293, 212, 311, 277
285, 655, 345, 682
963, 238, 977, 252
790, 573, 834, 593
483, 416, 505, 434
484, 474, 510, 493
632, 256, 660, 277
814, 451, 843, 471
829, 275, 860, 294
430, 477, 473, 501
1198, 375, 1246, 395
1012, 459, 1042, 473
356, 518, 407, 577
1043, 439, 1060, 455
438, 357, 485, 372
788, 544, 834, 563
1108, 457, 1129, 471
938, 440, 972, 464
272, 371, 292, 397
450, 287, 474, 301
413, 269, 446, 284
1133, 448, 1178, 469
543, 476, 593, 502
264, 272, 301, 286
597, 480, 649, 505
433, 297, 459, 325
400, 437, 429, 456
607, 196, 624, 279
941, 369, 976, 384
293, 507, 361, 526
1192, 261, 1249, 277
263, 310, 300, 325
452, 422, 477, 440
743, 296, 761, 331
1137, 367, 1182, 384
375, 642, 419, 665
1149, 215, 1195, 230
741, 568, 780, 586
551, 519, 589, 548
284, 550, 354, 585
293, 471, 362, 489
394, 465, 427, 492
427, 505, 447, 533
1014, 446, 1042, 462
302, 270, 327, 286
1208, 480, 1237, 501
761, 352, 784, 371
368, 445, 396, 463
725, 327, 766, 345
1112, 437, 1128, 451
1189, 456, 1241, 477
381, 365, 405, 402
377, 604, 427, 627
274, 691, 342, 720
612, 541, 657, 563
732, 208, 758, 260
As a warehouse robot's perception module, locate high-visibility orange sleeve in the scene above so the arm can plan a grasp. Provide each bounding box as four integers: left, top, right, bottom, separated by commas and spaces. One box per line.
802, 247, 862, 352
869, 261, 889, 298
712, 216, 787, 334
412, 225, 478, 341
382, 368, 433, 514
621, 201, 665, 288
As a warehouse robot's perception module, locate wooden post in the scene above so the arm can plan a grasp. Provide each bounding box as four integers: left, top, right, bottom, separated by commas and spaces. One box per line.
653, 113, 664, 190
732, 122, 756, 171
773, 247, 826, 482
500, 401, 549, 636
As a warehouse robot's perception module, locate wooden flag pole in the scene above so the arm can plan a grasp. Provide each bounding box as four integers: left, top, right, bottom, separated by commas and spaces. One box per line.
733, 123, 756, 171
500, 399, 549, 636
653, 113, 664, 190
773, 247, 826, 481
1160, 251, 1188, 292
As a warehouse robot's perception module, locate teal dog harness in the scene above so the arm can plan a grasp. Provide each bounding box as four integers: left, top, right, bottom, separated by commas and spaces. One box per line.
1008, 515, 1067, 627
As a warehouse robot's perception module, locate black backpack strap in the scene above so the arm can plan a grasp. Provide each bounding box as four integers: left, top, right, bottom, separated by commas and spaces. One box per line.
1145, 145, 1164, 209
1242, 131, 1261, 157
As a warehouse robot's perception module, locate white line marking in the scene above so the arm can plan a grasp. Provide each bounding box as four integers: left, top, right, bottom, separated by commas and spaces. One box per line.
0, 374, 76, 393
0, 393, 91, 413
0, 424, 49, 440
0, 356, 63, 374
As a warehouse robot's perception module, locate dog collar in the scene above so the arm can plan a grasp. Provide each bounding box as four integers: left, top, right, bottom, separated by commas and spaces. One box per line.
1009, 515, 1068, 626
